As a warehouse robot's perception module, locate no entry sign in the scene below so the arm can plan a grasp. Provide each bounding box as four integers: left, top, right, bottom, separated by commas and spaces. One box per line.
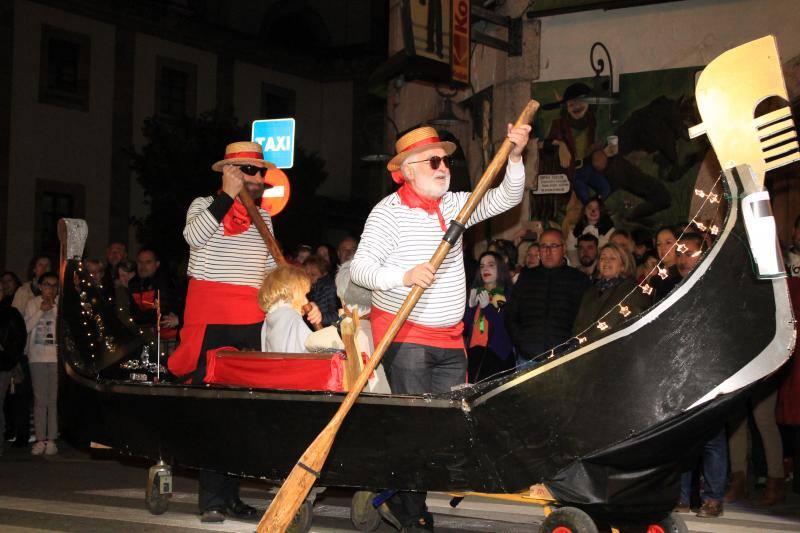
251, 118, 295, 169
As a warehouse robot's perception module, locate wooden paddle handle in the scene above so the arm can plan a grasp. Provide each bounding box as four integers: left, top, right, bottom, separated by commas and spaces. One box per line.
257, 100, 540, 533
238, 190, 286, 266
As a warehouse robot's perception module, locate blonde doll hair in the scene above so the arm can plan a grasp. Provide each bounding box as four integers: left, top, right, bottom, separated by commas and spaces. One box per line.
258, 265, 311, 313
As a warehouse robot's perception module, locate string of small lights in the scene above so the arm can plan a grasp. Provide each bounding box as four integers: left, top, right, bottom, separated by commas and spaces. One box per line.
534, 173, 726, 364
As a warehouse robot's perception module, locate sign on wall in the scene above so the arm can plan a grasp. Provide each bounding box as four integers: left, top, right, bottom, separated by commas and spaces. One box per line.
451, 0, 470, 84
251, 118, 296, 169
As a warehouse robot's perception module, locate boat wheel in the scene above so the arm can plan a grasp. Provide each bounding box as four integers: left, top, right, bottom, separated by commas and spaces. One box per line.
286, 499, 313, 533
539, 507, 599, 533
644, 512, 688, 533
350, 491, 382, 531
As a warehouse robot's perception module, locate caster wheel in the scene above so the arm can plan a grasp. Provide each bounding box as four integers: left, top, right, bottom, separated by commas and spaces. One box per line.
540, 506, 599, 533
644, 512, 689, 533
145, 471, 170, 515
350, 491, 382, 531
287, 499, 313, 533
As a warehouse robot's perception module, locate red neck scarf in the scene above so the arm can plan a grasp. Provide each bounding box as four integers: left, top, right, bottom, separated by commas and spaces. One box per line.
396, 183, 447, 231
222, 197, 260, 236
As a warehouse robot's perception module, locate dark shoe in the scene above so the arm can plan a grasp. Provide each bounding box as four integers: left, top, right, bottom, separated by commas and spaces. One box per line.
696, 498, 723, 518
200, 509, 225, 523
224, 498, 259, 520
377, 502, 403, 530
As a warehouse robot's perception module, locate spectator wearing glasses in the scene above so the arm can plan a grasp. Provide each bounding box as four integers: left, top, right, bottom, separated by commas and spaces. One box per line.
505, 229, 590, 367
351, 123, 531, 531
23, 272, 60, 456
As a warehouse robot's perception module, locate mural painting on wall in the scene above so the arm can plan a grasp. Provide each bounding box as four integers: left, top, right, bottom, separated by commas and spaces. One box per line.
402, 0, 451, 62
532, 67, 715, 237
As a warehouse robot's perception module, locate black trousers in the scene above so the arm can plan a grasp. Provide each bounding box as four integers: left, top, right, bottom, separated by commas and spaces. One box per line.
194, 322, 262, 512
383, 342, 467, 526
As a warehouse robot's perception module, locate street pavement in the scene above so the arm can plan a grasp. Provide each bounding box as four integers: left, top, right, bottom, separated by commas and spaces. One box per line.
2, 441, 800, 532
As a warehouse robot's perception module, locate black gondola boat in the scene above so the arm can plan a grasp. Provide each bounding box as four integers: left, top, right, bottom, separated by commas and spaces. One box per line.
55, 36, 798, 525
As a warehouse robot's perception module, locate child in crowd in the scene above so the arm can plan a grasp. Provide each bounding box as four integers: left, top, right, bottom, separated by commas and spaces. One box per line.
23, 271, 59, 456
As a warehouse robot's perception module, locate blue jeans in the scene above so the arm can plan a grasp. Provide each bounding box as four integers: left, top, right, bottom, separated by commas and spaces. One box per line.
680, 429, 728, 503
573, 164, 611, 204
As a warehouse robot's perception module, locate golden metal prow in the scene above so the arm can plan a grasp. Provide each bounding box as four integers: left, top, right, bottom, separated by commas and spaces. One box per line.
688, 35, 799, 194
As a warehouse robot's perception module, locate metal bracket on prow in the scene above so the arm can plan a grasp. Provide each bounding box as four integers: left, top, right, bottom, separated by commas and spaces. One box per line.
728, 165, 786, 279
58, 218, 89, 260
688, 35, 799, 196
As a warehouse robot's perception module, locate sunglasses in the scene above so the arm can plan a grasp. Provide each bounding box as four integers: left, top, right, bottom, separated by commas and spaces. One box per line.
235, 164, 268, 177
406, 155, 452, 171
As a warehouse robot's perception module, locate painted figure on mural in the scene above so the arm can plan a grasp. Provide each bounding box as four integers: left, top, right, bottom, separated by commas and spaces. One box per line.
542, 83, 617, 234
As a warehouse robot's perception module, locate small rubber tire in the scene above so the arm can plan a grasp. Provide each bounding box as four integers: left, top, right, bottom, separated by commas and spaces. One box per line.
645, 512, 689, 533
350, 491, 382, 531
540, 506, 599, 533
287, 500, 313, 533
145, 473, 170, 515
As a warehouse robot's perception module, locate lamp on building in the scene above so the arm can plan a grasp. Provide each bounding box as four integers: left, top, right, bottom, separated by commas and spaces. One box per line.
360, 116, 399, 163
579, 42, 618, 107
429, 86, 465, 127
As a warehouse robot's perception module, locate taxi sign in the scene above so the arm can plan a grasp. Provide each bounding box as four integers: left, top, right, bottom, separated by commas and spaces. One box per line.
251, 118, 295, 169
261, 168, 291, 216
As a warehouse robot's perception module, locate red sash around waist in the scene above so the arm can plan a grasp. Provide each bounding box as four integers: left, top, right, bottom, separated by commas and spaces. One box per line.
167, 278, 265, 377
370, 306, 465, 350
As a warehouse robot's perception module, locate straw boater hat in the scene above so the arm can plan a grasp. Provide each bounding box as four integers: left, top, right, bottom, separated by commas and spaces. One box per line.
211, 141, 276, 172
386, 126, 456, 175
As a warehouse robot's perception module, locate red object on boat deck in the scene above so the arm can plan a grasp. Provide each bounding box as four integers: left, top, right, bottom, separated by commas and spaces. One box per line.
203, 347, 345, 391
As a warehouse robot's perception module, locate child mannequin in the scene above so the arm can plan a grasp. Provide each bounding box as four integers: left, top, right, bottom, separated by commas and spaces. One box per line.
259, 265, 313, 353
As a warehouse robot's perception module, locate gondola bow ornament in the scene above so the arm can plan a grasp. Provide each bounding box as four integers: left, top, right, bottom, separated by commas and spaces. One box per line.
689, 35, 799, 279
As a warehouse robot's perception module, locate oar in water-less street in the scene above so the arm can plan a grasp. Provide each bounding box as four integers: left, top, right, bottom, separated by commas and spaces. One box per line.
257, 99, 540, 532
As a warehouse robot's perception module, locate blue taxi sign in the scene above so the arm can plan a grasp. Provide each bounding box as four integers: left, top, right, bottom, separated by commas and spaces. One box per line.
251, 118, 296, 169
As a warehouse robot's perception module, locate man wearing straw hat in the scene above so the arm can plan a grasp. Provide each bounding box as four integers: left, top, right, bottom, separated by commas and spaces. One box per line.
350, 123, 531, 530
167, 141, 285, 523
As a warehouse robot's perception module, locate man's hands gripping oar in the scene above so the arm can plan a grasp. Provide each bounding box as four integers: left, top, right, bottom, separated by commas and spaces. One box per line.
257, 99, 539, 532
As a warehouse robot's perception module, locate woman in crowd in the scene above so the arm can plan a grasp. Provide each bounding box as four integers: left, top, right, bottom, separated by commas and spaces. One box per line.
463, 252, 515, 382
12, 256, 51, 312
23, 271, 59, 456
651, 226, 681, 302
566, 198, 615, 267
1, 271, 22, 307
573, 244, 650, 344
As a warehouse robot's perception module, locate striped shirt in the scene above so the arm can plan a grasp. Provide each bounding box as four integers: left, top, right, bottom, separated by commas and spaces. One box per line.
351, 159, 524, 327
184, 195, 277, 288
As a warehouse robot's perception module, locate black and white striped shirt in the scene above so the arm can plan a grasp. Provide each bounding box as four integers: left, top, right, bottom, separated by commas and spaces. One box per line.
184, 195, 277, 288
351, 159, 524, 327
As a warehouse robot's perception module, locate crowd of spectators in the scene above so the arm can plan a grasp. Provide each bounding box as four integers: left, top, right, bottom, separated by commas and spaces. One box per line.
2, 208, 800, 519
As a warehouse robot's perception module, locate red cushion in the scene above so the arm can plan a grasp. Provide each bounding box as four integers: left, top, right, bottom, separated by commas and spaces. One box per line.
204, 347, 345, 391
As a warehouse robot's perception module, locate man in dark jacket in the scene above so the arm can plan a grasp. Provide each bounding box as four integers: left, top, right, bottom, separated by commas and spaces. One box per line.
506, 229, 590, 366
128, 248, 182, 355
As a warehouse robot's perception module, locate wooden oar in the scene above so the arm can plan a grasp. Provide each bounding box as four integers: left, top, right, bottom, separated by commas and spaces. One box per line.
238, 190, 286, 265
239, 190, 322, 330
257, 100, 540, 532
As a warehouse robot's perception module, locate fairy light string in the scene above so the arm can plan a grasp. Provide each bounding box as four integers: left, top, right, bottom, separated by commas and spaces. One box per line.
518, 172, 727, 369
